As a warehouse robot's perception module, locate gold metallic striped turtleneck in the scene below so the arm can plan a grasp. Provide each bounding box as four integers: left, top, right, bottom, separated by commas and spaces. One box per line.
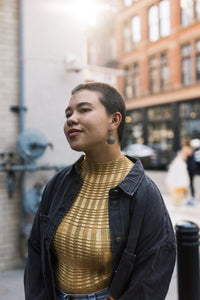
51, 155, 133, 294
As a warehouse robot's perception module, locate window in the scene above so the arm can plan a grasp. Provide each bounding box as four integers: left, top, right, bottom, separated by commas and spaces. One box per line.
124, 0, 132, 7
148, 6, 159, 42
123, 22, 132, 52
123, 16, 141, 52
196, 40, 200, 81
181, 0, 193, 26
160, 53, 169, 90
133, 63, 140, 97
195, 0, 200, 19
124, 0, 138, 6
124, 66, 133, 99
148, 0, 170, 42
149, 53, 169, 93
181, 41, 200, 85
181, 44, 192, 85
147, 105, 173, 151
159, 0, 170, 37
124, 63, 140, 99
181, 0, 200, 27
124, 110, 144, 145
180, 101, 200, 141
149, 56, 159, 93
131, 16, 141, 43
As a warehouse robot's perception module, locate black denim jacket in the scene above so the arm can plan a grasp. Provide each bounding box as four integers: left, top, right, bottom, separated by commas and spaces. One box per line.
24, 156, 176, 300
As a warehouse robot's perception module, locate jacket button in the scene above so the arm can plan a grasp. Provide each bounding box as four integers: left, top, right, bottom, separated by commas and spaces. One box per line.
113, 189, 118, 194
115, 236, 121, 243
110, 200, 118, 207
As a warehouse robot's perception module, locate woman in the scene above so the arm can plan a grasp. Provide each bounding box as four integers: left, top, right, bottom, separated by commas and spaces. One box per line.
24, 82, 176, 300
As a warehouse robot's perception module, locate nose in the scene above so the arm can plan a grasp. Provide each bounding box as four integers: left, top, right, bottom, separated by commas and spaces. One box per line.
66, 112, 79, 127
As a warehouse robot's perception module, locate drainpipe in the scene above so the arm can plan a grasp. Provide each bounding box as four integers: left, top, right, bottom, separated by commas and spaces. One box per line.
19, 0, 26, 235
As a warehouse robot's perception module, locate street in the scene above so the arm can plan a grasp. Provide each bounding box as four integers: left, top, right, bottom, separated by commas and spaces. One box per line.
0, 170, 199, 300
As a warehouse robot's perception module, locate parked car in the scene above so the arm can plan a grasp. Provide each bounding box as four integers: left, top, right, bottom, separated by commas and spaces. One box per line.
122, 144, 157, 169
122, 143, 172, 169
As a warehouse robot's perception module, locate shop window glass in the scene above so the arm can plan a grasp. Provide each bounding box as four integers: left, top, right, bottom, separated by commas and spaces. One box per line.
180, 102, 200, 118
147, 105, 173, 151
159, 0, 170, 37
148, 6, 159, 42
181, 0, 194, 27
124, 110, 144, 145
131, 16, 141, 43
148, 106, 172, 121
180, 101, 200, 141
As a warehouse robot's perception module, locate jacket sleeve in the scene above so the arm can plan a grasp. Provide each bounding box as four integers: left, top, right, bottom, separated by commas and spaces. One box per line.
24, 183, 51, 300
119, 180, 176, 300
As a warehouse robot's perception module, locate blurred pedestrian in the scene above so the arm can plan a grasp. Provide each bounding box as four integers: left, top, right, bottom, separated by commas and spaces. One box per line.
24, 82, 176, 300
166, 146, 190, 206
184, 140, 198, 206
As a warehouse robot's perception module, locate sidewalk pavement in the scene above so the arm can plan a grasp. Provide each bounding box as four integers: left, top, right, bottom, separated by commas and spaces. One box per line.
0, 172, 200, 299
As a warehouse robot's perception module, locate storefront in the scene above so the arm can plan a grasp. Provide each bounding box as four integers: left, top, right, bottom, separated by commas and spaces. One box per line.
122, 99, 200, 166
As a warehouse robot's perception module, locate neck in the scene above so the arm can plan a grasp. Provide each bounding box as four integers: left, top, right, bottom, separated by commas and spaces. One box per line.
85, 143, 122, 163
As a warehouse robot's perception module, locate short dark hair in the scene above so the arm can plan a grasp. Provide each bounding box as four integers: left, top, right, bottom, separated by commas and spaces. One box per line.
72, 82, 126, 143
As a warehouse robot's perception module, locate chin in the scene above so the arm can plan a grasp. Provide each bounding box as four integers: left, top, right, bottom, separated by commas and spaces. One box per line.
69, 143, 85, 152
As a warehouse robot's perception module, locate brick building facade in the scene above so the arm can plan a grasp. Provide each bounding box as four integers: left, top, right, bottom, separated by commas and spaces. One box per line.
116, 0, 200, 154
0, 1, 22, 271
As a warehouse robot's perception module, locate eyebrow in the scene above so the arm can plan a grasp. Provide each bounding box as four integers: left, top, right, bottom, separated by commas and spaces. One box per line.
65, 102, 94, 113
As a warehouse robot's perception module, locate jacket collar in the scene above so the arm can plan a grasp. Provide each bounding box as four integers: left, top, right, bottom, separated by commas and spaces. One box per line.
118, 156, 145, 197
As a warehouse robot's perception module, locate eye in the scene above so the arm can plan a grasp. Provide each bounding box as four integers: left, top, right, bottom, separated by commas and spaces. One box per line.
65, 112, 72, 119
80, 107, 91, 113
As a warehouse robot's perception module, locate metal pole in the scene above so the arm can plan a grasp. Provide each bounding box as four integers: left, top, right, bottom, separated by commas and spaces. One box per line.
175, 221, 200, 300
19, 0, 26, 234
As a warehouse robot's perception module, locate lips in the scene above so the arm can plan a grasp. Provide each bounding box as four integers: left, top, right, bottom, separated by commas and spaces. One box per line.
68, 128, 82, 138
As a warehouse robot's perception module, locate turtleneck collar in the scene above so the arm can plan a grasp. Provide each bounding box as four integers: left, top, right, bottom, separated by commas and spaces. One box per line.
80, 154, 130, 175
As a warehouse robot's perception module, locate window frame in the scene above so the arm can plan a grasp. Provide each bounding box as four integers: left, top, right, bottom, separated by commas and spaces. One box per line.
181, 0, 200, 27
148, 0, 170, 42
195, 40, 200, 81
149, 52, 169, 94
181, 43, 192, 86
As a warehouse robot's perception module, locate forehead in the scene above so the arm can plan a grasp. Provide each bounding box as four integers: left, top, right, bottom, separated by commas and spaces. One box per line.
70, 89, 101, 103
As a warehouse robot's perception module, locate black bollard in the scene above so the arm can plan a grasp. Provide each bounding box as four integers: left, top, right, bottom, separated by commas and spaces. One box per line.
175, 221, 200, 300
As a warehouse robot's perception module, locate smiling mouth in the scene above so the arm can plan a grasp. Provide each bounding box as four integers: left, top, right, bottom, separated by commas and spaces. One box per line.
68, 129, 82, 138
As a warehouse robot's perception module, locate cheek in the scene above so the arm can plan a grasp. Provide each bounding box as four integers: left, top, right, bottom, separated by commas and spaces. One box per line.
63, 121, 68, 136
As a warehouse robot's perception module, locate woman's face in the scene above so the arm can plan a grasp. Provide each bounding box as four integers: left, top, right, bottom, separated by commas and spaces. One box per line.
64, 89, 113, 154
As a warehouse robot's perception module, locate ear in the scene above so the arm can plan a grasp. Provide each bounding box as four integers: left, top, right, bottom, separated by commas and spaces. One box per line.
109, 112, 122, 130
